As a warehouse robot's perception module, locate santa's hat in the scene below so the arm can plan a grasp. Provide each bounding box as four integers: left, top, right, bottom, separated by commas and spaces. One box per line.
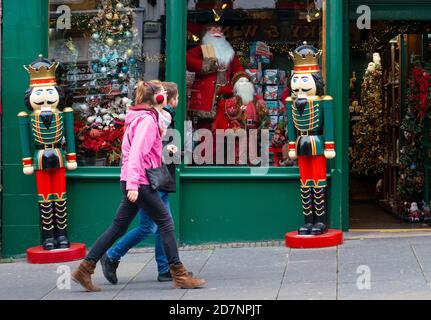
232, 71, 252, 87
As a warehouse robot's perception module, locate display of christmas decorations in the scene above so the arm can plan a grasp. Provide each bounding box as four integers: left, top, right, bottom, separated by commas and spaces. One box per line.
70, 0, 141, 166
398, 56, 431, 222
350, 53, 385, 177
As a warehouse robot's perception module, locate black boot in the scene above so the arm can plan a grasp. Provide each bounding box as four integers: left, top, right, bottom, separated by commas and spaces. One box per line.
298, 187, 314, 235
311, 187, 328, 235
54, 200, 70, 249
100, 254, 119, 285
40, 202, 56, 250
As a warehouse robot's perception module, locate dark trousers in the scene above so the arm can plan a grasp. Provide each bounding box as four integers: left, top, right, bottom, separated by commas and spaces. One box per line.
86, 182, 180, 265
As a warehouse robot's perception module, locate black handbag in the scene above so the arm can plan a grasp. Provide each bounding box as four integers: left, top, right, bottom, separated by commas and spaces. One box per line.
146, 165, 176, 192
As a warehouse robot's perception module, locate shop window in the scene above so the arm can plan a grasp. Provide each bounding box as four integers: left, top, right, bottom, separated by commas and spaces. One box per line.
49, 0, 166, 167
186, 0, 324, 167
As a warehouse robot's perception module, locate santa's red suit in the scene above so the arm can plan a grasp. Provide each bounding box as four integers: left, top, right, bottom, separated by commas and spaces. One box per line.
186, 46, 244, 128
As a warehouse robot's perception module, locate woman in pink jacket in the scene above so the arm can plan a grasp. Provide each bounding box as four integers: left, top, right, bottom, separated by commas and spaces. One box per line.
72, 80, 205, 291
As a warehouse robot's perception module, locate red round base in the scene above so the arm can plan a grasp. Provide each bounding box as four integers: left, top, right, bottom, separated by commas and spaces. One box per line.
26, 243, 86, 264
285, 229, 343, 249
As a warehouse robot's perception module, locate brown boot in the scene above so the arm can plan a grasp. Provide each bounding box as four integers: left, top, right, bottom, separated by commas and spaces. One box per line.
170, 263, 206, 289
72, 260, 101, 292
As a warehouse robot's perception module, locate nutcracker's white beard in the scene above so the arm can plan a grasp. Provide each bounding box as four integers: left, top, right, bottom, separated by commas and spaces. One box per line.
234, 80, 255, 105
202, 33, 235, 67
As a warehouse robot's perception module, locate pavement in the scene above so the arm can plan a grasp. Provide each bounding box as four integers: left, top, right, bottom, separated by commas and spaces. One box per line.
2, 232, 431, 300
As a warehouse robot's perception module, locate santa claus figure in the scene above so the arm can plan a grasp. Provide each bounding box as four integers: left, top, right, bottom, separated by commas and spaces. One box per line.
187, 24, 244, 130
213, 71, 269, 164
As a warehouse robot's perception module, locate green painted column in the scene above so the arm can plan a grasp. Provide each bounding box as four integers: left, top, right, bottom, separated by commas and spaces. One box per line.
326, 0, 350, 230
2, 0, 49, 256
165, 0, 187, 240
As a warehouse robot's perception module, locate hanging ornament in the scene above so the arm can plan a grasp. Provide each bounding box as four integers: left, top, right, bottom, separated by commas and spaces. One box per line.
101, 57, 108, 64
121, 65, 129, 73
126, 49, 134, 57
118, 24, 124, 31
116, 2, 124, 10
125, 31, 132, 38
118, 72, 126, 79
106, 38, 115, 46
100, 66, 108, 73
91, 32, 100, 40
128, 57, 137, 65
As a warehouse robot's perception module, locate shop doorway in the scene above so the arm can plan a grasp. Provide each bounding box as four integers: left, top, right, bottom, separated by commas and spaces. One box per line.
348, 21, 431, 230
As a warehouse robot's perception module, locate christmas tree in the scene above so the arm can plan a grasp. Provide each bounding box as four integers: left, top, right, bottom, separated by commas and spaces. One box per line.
350, 56, 385, 177
73, 0, 141, 166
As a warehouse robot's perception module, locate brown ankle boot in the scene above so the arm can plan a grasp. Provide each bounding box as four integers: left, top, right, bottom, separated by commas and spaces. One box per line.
72, 260, 101, 292
170, 263, 206, 289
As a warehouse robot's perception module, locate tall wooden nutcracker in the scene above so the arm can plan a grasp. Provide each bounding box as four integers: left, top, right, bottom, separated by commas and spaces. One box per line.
286, 43, 336, 236
18, 55, 77, 251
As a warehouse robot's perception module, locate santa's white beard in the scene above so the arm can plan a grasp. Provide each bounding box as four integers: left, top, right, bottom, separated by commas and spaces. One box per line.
202, 33, 235, 67
234, 81, 255, 105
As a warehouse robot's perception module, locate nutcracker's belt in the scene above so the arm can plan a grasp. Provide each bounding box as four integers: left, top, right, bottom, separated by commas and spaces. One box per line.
35, 143, 62, 150
299, 130, 323, 136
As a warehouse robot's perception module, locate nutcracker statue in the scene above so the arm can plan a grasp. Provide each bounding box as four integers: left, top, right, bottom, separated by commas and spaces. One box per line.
286, 42, 336, 237
18, 55, 77, 252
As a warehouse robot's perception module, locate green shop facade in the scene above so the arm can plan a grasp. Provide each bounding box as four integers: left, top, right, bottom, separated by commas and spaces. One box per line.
2, 0, 431, 257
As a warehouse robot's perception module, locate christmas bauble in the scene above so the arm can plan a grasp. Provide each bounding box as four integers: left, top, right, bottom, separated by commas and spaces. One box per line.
101, 57, 108, 64
122, 66, 129, 73
106, 38, 115, 46
116, 2, 124, 9
128, 57, 137, 65
91, 33, 100, 40
126, 49, 134, 57
100, 66, 108, 73
118, 72, 126, 79
110, 69, 118, 76
92, 63, 99, 72
125, 31, 132, 38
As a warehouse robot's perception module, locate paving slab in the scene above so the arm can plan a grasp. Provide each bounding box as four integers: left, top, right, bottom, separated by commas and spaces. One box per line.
114, 250, 212, 300
337, 279, 431, 300
43, 253, 154, 300
278, 281, 337, 300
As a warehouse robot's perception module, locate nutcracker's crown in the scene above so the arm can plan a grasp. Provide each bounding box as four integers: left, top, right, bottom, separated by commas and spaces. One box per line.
24, 54, 59, 87
289, 42, 322, 74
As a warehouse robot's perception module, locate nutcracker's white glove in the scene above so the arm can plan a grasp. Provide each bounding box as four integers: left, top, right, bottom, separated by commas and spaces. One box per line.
288, 150, 297, 160
66, 161, 78, 171
324, 150, 336, 160
23, 166, 34, 175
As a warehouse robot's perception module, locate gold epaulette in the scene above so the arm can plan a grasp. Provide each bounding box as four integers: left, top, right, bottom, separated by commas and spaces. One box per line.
286, 97, 293, 102
18, 111, 29, 117
323, 96, 333, 101
63, 107, 74, 113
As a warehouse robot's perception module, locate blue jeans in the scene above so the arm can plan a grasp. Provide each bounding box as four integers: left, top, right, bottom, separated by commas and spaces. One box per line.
107, 191, 171, 274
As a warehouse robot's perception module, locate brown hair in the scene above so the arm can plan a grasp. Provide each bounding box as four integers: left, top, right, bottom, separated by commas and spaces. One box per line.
162, 82, 178, 102
135, 80, 164, 106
